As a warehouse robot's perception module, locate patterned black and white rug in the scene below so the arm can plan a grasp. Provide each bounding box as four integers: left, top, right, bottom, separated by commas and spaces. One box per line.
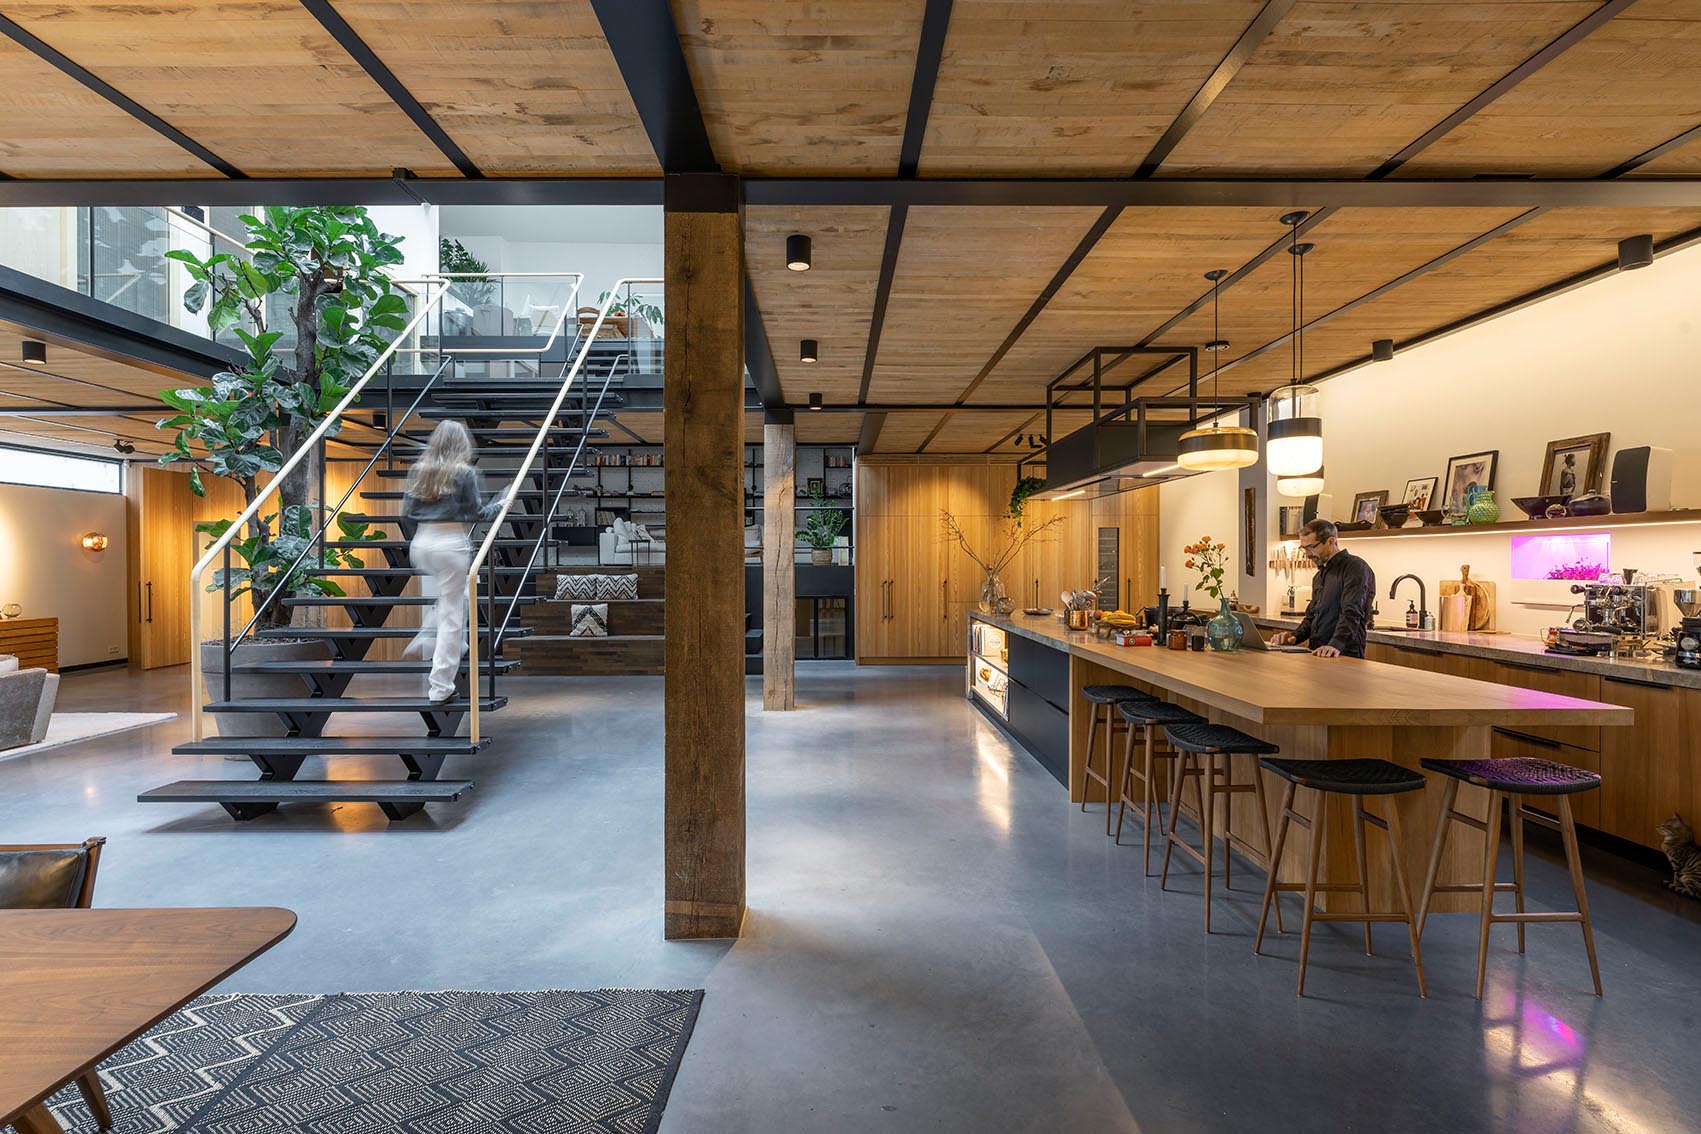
45, 988, 703, 1134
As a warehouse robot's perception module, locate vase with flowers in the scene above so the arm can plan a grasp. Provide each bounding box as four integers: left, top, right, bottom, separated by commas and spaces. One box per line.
1184, 535, 1242, 652
940, 508, 1065, 616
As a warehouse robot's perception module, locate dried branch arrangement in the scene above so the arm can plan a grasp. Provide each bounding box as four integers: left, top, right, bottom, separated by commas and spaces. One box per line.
939, 509, 1065, 576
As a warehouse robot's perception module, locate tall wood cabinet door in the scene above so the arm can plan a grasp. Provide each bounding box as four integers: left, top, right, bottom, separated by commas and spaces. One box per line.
1597, 677, 1685, 846
889, 516, 947, 656
855, 510, 896, 659
129, 465, 196, 669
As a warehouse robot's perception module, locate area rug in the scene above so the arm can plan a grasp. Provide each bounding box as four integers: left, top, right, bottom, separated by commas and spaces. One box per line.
0, 711, 176, 763
46, 988, 704, 1134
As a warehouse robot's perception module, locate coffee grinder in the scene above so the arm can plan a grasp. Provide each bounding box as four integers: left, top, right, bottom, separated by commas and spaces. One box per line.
1674, 587, 1701, 669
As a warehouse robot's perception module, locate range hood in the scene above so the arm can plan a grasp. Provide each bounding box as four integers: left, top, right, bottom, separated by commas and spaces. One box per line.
1041, 416, 1191, 498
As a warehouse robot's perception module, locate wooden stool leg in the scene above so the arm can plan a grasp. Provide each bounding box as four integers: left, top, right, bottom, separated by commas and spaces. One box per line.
1202, 753, 1217, 932
1106, 720, 1126, 836
1559, 795, 1603, 997
1383, 796, 1428, 999
1080, 705, 1101, 813
1256, 781, 1296, 954
13, 1104, 65, 1134
1114, 720, 1139, 843
1219, 755, 1234, 892
1475, 790, 1505, 1000
1351, 796, 1373, 956
1509, 791, 1527, 954
79, 1069, 113, 1130
1416, 777, 1459, 939
1159, 751, 1191, 889
1297, 790, 1328, 997
1140, 727, 1159, 875
1249, 757, 1284, 935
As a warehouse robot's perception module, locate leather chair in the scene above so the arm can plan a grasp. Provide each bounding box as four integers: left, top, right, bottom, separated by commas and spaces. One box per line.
1, 837, 113, 1128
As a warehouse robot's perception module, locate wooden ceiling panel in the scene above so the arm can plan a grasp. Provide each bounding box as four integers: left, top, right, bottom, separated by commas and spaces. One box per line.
1628, 135, 1701, 177
1398, 0, 1701, 177
671, 0, 924, 175
330, 1, 657, 175
963, 206, 1291, 407
744, 205, 888, 405
865, 205, 1101, 404
919, 0, 1268, 176
793, 411, 861, 444
0, 36, 215, 178
0, 0, 457, 177
921, 410, 1036, 453
871, 411, 945, 452
1159, 1, 1601, 176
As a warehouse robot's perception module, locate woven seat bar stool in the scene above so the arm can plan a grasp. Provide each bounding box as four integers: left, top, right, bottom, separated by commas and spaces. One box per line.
1114, 700, 1204, 874
1159, 722, 1281, 933
1080, 684, 1157, 836
1415, 757, 1603, 999
1254, 758, 1428, 998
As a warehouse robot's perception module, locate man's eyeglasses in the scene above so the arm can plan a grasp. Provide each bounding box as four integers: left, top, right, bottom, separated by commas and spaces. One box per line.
1297, 539, 1323, 557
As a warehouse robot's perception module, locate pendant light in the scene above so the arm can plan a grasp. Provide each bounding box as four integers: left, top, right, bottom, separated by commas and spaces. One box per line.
1276, 465, 1324, 498
1266, 213, 1324, 477
1177, 269, 1259, 472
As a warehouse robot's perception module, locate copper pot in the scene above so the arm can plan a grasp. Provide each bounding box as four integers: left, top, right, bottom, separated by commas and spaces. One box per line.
1066, 608, 1090, 631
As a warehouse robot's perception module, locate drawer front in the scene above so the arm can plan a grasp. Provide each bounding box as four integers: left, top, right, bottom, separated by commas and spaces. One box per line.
1491, 729, 1601, 830
1009, 634, 1070, 712
1007, 681, 1070, 789
1478, 659, 1603, 751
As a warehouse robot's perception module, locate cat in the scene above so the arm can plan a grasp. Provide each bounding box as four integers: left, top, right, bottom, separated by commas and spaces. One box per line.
1656, 814, 1701, 901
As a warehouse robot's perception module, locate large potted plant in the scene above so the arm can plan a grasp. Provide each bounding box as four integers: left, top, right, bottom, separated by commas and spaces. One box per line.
159, 206, 408, 736
439, 237, 499, 334
799, 485, 848, 565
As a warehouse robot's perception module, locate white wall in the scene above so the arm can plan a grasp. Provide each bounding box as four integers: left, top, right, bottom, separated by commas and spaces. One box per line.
0, 483, 129, 667
366, 204, 438, 282
1158, 239, 1701, 637
1157, 468, 1239, 611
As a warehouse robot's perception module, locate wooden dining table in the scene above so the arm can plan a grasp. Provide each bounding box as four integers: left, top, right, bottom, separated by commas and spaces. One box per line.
0, 907, 296, 1134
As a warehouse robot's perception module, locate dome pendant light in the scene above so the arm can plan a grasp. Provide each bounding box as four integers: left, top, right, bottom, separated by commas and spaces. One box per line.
1177, 269, 1259, 472
1267, 213, 1324, 477
1276, 465, 1325, 498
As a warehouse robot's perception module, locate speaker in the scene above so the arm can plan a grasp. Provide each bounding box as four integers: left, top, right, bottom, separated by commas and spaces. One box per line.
1610, 446, 1672, 514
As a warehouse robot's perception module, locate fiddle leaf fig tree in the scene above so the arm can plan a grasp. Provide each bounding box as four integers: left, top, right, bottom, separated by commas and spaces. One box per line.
157, 206, 409, 630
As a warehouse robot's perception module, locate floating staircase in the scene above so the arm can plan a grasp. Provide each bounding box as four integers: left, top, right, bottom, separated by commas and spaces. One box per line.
142, 309, 641, 824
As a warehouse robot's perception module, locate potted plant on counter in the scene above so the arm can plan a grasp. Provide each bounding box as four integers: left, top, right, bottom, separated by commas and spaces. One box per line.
1185, 535, 1242, 652
799, 485, 848, 565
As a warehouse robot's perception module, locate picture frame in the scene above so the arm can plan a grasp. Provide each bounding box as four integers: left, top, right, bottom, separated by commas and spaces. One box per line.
1279, 505, 1306, 538
1442, 450, 1498, 509
1539, 433, 1610, 498
806, 476, 824, 496
1350, 490, 1388, 526
1401, 476, 1438, 511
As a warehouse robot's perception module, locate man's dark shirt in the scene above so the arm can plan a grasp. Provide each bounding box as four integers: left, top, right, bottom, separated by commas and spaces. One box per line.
1294, 547, 1375, 658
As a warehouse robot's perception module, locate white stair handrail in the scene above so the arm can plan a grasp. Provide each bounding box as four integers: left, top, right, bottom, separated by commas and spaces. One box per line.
465, 277, 661, 744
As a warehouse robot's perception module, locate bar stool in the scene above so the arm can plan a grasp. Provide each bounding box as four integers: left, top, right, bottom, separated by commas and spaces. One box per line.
1254, 758, 1428, 997
1081, 684, 1156, 836
1415, 757, 1603, 998
1159, 721, 1281, 933
1113, 700, 1204, 873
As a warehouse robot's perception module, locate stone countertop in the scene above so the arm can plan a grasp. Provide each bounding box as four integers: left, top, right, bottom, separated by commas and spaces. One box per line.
1255, 614, 1701, 690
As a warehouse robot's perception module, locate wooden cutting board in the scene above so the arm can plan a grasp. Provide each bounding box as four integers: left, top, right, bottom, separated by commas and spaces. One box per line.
1440, 565, 1496, 632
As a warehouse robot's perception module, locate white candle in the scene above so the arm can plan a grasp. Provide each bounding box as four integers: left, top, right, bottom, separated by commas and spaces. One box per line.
1159, 566, 1167, 590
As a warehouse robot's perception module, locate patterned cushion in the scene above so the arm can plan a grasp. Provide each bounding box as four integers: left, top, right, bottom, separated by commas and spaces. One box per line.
569, 603, 609, 637
555, 574, 598, 600
597, 573, 638, 600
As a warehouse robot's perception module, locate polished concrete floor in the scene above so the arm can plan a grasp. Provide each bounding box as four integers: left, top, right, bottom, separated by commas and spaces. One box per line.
6, 662, 1700, 1133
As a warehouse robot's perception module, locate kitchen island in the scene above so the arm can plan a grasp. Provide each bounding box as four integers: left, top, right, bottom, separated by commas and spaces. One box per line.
969, 612, 1633, 911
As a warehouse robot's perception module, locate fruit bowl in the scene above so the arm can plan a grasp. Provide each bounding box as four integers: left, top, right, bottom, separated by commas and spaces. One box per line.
1378, 503, 1412, 528
1413, 509, 1446, 526
1511, 494, 1571, 520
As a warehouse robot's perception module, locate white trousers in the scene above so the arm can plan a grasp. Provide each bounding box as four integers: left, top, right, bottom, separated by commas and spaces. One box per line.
408, 523, 471, 700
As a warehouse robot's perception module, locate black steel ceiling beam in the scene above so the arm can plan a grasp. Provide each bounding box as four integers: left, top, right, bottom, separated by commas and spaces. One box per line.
298, 0, 481, 178
589, 0, 717, 172
744, 275, 785, 408
0, 13, 244, 178
860, 0, 955, 408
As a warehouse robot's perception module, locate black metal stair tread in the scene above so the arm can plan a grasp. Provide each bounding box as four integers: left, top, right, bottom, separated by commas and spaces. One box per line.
519, 633, 665, 642
332, 539, 548, 548
305, 566, 540, 576
227, 659, 519, 675
202, 696, 507, 712
173, 736, 490, 755
281, 594, 544, 607
359, 487, 586, 500
338, 513, 548, 525
254, 626, 533, 640
370, 464, 601, 479
139, 780, 474, 804
405, 425, 595, 436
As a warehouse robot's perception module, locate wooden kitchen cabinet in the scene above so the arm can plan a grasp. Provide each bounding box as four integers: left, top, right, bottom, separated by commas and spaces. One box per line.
1596, 677, 1694, 846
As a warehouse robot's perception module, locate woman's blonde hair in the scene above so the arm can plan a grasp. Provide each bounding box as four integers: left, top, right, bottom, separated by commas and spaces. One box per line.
408, 419, 474, 501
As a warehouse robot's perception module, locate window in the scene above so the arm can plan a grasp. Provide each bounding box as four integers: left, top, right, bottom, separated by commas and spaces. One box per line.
0, 445, 124, 494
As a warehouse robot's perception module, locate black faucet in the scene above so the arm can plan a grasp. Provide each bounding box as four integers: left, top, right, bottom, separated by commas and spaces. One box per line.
1389, 574, 1428, 628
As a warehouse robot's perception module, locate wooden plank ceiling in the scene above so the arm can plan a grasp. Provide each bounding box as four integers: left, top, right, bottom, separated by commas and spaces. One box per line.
1, 1, 1699, 456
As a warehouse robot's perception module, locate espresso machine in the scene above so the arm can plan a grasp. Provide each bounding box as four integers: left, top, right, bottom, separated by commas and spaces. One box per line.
1674, 588, 1701, 669
1565, 579, 1666, 657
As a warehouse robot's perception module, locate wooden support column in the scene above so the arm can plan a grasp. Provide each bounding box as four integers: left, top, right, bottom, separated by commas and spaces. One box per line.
663, 173, 746, 940
763, 412, 797, 710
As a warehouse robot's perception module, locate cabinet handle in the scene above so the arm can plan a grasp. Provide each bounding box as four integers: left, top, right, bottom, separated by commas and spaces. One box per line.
942, 579, 948, 620
1493, 727, 1562, 749
1604, 675, 1668, 690
145, 581, 153, 623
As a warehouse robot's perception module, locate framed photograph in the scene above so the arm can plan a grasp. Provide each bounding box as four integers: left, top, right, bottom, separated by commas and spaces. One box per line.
1279, 505, 1306, 538
1402, 476, 1438, 511
1539, 433, 1610, 498
1350, 490, 1388, 526
806, 476, 824, 496
1442, 450, 1498, 508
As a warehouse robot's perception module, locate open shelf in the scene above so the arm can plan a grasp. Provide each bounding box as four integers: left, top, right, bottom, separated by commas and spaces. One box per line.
1335, 509, 1701, 541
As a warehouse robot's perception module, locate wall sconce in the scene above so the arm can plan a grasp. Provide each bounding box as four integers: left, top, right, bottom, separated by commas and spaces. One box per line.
80, 531, 109, 551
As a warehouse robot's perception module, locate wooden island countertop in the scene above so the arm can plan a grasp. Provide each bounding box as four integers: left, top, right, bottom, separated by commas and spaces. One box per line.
976, 612, 1633, 729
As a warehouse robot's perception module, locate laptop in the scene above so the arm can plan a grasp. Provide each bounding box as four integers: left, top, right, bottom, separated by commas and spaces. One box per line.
1233, 610, 1311, 652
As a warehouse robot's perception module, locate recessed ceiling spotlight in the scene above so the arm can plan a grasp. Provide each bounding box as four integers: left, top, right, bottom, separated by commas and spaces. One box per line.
800, 338, 819, 363
808, 392, 823, 411
786, 234, 812, 271
1371, 338, 1395, 362
1617, 234, 1654, 271
21, 339, 47, 365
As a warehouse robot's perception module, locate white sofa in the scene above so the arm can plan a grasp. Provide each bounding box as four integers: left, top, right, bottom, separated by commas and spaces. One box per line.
0, 654, 58, 751
599, 519, 666, 565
